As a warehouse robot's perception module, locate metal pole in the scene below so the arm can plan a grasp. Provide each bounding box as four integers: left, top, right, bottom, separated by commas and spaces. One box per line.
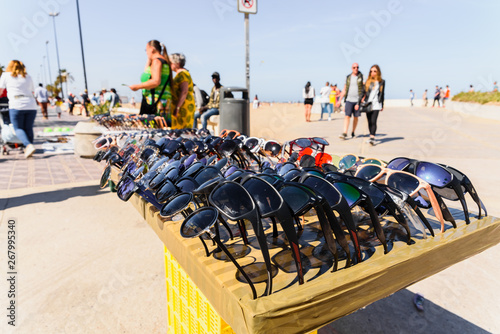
49, 12, 64, 99
45, 41, 53, 84
245, 13, 250, 97
41, 62, 46, 86
75, 0, 88, 93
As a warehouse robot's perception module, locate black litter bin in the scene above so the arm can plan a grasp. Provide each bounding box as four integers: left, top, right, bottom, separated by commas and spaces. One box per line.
219, 87, 249, 136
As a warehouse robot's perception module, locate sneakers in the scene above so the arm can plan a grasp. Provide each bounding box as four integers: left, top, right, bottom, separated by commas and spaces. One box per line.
369, 138, 375, 146
328, 117, 331, 121
24, 144, 36, 158
351, 132, 355, 139
339, 133, 347, 140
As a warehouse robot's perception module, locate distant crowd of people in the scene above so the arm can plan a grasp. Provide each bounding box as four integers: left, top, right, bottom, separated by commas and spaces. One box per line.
419, 85, 450, 108
302, 62, 385, 146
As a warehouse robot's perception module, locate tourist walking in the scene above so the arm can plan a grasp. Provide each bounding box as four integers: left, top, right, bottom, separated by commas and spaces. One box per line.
0, 60, 38, 158
422, 89, 428, 107
34, 83, 49, 119
409, 89, 415, 107
303, 81, 315, 122
170, 53, 195, 129
443, 85, 450, 108
329, 84, 338, 117
319, 81, 332, 121
432, 85, 440, 107
129, 40, 172, 122
361, 65, 385, 146
337, 63, 364, 139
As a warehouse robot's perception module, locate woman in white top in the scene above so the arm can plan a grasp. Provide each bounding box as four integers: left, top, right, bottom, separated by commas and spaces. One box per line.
303, 81, 315, 122
0, 60, 38, 157
362, 65, 385, 146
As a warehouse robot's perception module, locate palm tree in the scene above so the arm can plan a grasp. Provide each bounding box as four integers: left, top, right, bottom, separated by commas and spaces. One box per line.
55, 69, 74, 97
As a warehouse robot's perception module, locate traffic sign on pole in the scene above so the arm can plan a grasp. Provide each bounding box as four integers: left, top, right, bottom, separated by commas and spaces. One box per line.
238, 0, 257, 14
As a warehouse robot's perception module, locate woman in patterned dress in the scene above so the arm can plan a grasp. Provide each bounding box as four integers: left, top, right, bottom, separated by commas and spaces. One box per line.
169, 53, 195, 129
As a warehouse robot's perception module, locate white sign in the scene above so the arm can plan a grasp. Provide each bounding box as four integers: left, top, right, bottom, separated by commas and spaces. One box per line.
237, 0, 257, 14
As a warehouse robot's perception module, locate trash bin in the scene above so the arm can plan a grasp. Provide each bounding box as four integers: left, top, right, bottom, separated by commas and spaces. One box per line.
73, 120, 104, 158
219, 87, 249, 136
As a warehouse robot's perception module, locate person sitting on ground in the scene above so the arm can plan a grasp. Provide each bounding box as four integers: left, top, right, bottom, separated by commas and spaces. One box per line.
193, 72, 224, 130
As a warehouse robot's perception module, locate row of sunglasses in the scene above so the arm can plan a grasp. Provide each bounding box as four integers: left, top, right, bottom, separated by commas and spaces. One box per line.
93, 114, 170, 130
95, 129, 487, 299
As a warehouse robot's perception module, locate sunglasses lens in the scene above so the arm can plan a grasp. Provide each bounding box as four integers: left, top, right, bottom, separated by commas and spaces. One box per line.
278, 163, 295, 176
224, 165, 239, 177
387, 158, 409, 170
387, 173, 420, 195
160, 193, 192, 218
182, 162, 203, 178
176, 179, 197, 193
347, 178, 384, 208
180, 207, 218, 238
195, 167, 220, 185
356, 165, 382, 180
283, 169, 301, 181
211, 183, 254, 218
302, 177, 341, 206
339, 155, 357, 170
333, 182, 360, 207
156, 181, 177, 203
125, 161, 137, 175
415, 162, 451, 187
279, 186, 310, 214
117, 177, 135, 201
245, 138, 258, 150
242, 179, 281, 214
100, 165, 111, 188
363, 158, 382, 166
183, 154, 197, 168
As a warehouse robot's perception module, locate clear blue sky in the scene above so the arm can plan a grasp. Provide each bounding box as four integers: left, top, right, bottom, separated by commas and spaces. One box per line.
1, 0, 499, 101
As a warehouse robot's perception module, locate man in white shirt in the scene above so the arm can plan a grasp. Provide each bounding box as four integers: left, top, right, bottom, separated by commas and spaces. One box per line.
34, 83, 49, 119
319, 82, 332, 121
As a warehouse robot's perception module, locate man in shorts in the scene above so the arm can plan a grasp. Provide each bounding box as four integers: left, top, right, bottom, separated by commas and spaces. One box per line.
337, 63, 364, 139
34, 83, 49, 119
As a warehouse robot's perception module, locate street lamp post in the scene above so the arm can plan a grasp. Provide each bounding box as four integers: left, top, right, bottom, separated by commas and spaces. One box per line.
45, 41, 53, 85
49, 12, 64, 99
75, 0, 89, 93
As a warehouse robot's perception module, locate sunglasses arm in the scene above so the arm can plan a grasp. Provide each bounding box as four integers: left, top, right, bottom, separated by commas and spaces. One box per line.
434, 193, 457, 229
362, 197, 388, 254
426, 189, 447, 233
405, 197, 435, 237
314, 204, 339, 272
248, 212, 274, 296
210, 235, 258, 300
333, 199, 362, 263
384, 200, 412, 244
275, 206, 304, 284
319, 201, 351, 268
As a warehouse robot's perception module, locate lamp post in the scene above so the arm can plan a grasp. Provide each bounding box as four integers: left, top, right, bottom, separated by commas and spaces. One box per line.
45, 41, 53, 85
75, 0, 89, 93
49, 12, 64, 99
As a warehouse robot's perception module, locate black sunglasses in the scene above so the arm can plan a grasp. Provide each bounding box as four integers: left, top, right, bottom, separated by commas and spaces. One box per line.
209, 181, 276, 297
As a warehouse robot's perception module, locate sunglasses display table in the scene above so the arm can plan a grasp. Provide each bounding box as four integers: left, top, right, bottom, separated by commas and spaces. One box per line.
122, 185, 500, 334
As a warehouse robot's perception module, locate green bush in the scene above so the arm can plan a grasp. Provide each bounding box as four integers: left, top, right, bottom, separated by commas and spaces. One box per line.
452, 91, 500, 104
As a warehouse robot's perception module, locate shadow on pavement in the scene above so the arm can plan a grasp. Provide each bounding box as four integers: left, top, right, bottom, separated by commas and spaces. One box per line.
377, 136, 405, 144
0, 184, 106, 210
319, 288, 489, 334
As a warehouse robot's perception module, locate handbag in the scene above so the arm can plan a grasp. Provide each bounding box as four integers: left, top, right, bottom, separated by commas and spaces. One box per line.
139, 60, 171, 115
359, 101, 372, 113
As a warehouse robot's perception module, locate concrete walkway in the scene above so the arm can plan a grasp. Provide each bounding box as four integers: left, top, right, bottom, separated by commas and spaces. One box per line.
0, 104, 499, 333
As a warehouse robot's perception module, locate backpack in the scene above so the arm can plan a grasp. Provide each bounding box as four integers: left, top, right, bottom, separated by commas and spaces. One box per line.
200, 89, 210, 106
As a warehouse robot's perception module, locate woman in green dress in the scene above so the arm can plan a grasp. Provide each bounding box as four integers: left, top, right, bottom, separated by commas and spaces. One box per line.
169, 53, 195, 129
129, 40, 172, 124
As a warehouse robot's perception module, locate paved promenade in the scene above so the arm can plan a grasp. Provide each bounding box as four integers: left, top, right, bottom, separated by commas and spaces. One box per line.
0, 104, 499, 333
